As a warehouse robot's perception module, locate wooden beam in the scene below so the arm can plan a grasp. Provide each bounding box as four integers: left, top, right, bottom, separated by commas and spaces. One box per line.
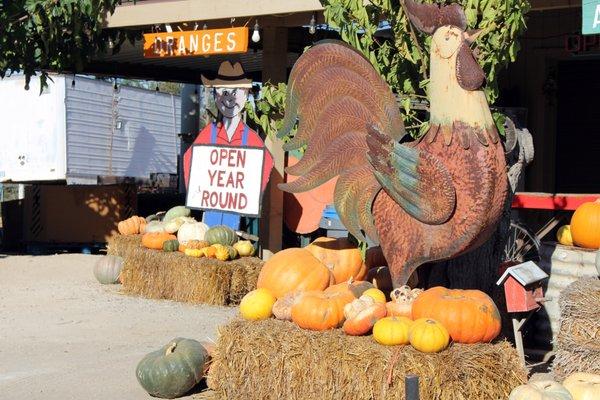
530, 0, 580, 11
105, 0, 323, 28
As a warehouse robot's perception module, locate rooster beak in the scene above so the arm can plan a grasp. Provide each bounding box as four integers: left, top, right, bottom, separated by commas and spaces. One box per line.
464, 29, 483, 44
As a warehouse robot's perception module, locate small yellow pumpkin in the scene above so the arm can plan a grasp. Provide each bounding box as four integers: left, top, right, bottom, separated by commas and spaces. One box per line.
557, 225, 574, 246
233, 240, 255, 257
373, 316, 413, 346
409, 318, 450, 353
202, 246, 217, 258
563, 372, 600, 400
239, 288, 276, 321
184, 248, 204, 258
362, 288, 386, 303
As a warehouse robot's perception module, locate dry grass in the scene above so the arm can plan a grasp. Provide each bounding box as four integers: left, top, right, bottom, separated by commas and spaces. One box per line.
208, 319, 527, 400
107, 234, 262, 306
553, 277, 600, 380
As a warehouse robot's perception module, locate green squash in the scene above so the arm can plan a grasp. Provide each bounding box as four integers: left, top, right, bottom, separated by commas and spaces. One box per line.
226, 245, 238, 260
163, 239, 179, 252
136, 338, 209, 399
93, 255, 123, 284
164, 206, 191, 223
205, 225, 238, 246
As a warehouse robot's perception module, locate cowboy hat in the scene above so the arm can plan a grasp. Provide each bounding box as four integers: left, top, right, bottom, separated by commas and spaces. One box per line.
201, 61, 252, 88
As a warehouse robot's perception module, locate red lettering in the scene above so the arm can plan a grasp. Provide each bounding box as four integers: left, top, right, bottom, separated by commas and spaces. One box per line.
227, 150, 236, 167
201, 190, 210, 207
226, 172, 235, 188
216, 170, 226, 187
210, 192, 218, 207
208, 169, 218, 185
219, 149, 228, 164
210, 150, 219, 165
237, 150, 246, 168
238, 193, 247, 209
236, 172, 244, 189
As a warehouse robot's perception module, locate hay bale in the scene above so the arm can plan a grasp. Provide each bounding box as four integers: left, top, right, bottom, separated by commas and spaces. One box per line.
106, 234, 142, 258
107, 234, 262, 305
208, 319, 527, 400
553, 277, 600, 380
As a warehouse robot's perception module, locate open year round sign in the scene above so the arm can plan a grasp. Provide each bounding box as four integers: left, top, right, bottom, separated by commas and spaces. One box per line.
186, 144, 265, 217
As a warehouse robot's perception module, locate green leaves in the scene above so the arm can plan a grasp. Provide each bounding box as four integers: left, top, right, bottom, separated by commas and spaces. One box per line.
0, 0, 132, 90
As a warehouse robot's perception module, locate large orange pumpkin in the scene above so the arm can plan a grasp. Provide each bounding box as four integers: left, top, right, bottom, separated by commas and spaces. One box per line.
411, 286, 501, 344
256, 248, 333, 299
142, 232, 177, 250
305, 237, 367, 284
570, 199, 600, 249
291, 290, 355, 331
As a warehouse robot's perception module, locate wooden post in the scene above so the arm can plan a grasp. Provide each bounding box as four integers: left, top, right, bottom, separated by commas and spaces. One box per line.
405, 374, 419, 400
260, 26, 288, 259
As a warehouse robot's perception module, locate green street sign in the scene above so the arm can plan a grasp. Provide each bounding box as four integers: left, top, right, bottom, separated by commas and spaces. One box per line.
583, 0, 600, 35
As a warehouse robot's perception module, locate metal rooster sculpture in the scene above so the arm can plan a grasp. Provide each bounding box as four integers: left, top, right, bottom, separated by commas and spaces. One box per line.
278, 0, 508, 288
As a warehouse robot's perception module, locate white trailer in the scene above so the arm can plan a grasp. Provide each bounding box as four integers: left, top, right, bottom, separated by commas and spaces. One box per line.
0, 75, 181, 184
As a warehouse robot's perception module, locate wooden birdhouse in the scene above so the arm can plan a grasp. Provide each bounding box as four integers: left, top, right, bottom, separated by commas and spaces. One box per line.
496, 261, 549, 313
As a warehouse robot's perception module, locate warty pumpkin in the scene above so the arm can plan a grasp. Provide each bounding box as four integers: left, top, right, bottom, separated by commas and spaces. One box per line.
409, 318, 450, 353
570, 199, 600, 249
117, 215, 146, 235
291, 290, 355, 331
305, 237, 367, 284
240, 288, 276, 321
142, 232, 177, 250
509, 380, 573, 400
563, 372, 600, 400
256, 248, 333, 299
213, 244, 230, 261
272, 291, 303, 321
411, 286, 501, 344
386, 286, 423, 319
324, 278, 374, 299
373, 316, 413, 346
342, 294, 387, 336
136, 337, 209, 399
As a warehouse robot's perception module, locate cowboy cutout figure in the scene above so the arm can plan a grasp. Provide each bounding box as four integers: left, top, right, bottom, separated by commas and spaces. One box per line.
183, 61, 273, 229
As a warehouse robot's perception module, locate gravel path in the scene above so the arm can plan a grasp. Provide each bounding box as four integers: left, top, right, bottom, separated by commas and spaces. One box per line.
0, 253, 235, 399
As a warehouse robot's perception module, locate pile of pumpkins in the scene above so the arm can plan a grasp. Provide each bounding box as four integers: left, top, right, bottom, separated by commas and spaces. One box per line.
556, 199, 600, 249
117, 206, 255, 262
509, 373, 600, 400
239, 237, 502, 353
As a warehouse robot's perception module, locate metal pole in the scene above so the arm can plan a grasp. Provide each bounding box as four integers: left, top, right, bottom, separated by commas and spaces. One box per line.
405, 374, 419, 400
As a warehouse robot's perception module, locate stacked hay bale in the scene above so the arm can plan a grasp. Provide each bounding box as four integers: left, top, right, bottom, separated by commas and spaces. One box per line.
106, 234, 262, 306
553, 277, 600, 380
208, 319, 527, 400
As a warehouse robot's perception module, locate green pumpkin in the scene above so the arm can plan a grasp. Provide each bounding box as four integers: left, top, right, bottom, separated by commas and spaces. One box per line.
205, 225, 238, 246
93, 255, 123, 284
136, 338, 209, 399
163, 239, 179, 252
164, 206, 191, 223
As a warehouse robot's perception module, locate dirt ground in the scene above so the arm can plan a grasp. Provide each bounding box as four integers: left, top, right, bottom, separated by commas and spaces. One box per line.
0, 253, 236, 399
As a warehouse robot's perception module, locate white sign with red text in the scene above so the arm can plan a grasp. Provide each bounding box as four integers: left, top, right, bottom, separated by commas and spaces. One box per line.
186, 145, 264, 217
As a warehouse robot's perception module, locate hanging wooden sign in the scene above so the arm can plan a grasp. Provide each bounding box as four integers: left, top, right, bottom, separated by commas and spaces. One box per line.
143, 27, 249, 58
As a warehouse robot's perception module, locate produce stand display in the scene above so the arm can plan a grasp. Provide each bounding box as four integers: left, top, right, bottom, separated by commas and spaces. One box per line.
107, 234, 262, 306
207, 319, 527, 400
553, 278, 600, 380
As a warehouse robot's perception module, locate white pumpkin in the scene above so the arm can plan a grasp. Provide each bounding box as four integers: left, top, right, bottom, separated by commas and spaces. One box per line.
177, 221, 209, 243
509, 381, 573, 400
164, 216, 196, 233
563, 373, 600, 400
93, 255, 123, 284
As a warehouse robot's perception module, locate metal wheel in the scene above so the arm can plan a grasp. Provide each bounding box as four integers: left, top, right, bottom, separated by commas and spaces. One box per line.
502, 221, 541, 263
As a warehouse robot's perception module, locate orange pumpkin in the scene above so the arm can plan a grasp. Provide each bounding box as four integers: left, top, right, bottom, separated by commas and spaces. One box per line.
141, 232, 177, 250
342, 295, 387, 336
385, 286, 423, 319
570, 199, 600, 249
305, 237, 367, 284
411, 286, 501, 343
324, 278, 374, 299
272, 292, 303, 321
256, 248, 333, 299
118, 216, 146, 235
291, 290, 355, 331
